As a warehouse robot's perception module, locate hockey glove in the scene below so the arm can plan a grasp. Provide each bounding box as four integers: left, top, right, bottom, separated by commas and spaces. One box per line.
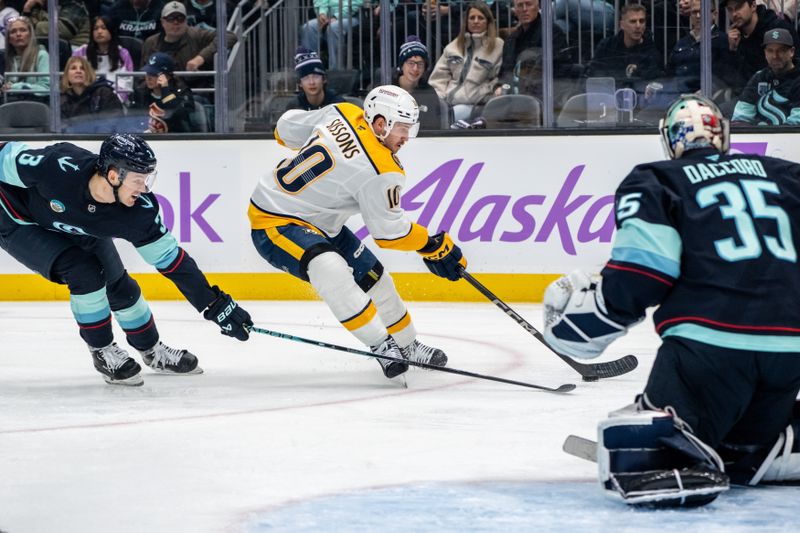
203, 286, 253, 341
418, 232, 467, 281
543, 270, 631, 359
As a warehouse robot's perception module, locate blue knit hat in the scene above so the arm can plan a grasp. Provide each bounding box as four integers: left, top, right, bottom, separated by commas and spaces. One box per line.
294, 47, 325, 79
398, 36, 429, 67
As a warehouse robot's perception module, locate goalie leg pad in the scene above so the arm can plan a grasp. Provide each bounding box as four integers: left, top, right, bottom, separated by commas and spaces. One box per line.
724, 420, 800, 486
307, 252, 387, 347
543, 271, 631, 360
598, 409, 729, 507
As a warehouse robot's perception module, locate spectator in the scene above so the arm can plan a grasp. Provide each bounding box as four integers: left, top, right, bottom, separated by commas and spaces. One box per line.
585, 4, 664, 95
2, 15, 50, 100
393, 35, 443, 130
762, 0, 798, 21
429, 1, 503, 121
185, 0, 234, 31
719, 0, 799, 96
73, 15, 135, 102
22, 0, 92, 47
286, 47, 344, 111
664, 0, 728, 95
110, 0, 165, 41
495, 0, 573, 97
553, 0, 615, 41
60, 55, 122, 124
0, 2, 20, 50
141, 1, 237, 89
402, 0, 464, 53
130, 51, 197, 133
732, 28, 800, 124
299, 0, 364, 70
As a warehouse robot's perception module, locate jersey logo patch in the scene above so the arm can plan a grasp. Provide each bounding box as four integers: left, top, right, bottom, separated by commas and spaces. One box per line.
50, 200, 65, 213
139, 195, 154, 209
57, 156, 79, 172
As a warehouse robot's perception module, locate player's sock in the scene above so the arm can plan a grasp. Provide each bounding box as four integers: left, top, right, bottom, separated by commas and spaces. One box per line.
138, 341, 202, 375
401, 339, 447, 367
89, 342, 143, 386
370, 336, 408, 379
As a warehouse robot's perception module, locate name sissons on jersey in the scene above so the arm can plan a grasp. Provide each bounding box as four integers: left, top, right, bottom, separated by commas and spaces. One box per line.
683, 158, 767, 184
325, 118, 361, 159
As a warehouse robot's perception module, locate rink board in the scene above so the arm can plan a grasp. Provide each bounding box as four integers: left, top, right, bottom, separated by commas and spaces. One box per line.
0, 135, 791, 301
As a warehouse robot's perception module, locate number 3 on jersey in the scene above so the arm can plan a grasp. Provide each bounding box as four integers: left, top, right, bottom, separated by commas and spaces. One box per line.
696, 179, 796, 263
275, 133, 334, 194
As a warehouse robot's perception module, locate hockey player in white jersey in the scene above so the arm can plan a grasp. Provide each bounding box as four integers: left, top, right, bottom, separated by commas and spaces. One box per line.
249, 85, 467, 380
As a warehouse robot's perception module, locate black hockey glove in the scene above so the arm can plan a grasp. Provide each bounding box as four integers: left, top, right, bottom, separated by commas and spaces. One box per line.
418, 232, 467, 281
203, 286, 253, 341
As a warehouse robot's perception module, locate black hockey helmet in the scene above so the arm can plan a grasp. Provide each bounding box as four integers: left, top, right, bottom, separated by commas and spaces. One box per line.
98, 133, 157, 183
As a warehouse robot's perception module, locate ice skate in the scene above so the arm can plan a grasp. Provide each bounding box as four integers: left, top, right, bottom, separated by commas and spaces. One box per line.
370, 336, 408, 379
139, 341, 203, 375
90, 342, 143, 386
402, 339, 448, 367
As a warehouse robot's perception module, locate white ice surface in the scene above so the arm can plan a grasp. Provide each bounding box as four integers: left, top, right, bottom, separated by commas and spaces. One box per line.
0, 301, 796, 532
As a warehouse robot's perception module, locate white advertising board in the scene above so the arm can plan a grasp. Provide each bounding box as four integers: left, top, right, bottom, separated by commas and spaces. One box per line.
0, 135, 794, 277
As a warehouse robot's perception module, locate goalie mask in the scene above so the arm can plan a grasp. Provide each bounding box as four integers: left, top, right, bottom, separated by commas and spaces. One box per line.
363, 85, 420, 141
659, 94, 730, 159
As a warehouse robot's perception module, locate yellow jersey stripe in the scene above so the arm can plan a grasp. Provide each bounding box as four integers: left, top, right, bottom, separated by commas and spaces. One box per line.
264, 227, 306, 260
386, 311, 412, 335
374, 222, 429, 251
248, 202, 326, 234
341, 301, 378, 331
334, 103, 404, 176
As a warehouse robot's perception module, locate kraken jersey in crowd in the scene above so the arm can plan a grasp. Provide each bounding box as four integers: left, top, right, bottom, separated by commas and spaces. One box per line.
0, 141, 216, 311
731, 67, 800, 125
249, 103, 430, 252
601, 148, 800, 352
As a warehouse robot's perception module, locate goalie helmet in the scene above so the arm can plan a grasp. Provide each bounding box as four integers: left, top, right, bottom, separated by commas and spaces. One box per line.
363, 85, 420, 141
659, 94, 730, 159
98, 133, 158, 191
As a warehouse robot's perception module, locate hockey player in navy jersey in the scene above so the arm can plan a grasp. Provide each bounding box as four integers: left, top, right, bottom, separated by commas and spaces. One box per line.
0, 134, 252, 386
545, 95, 800, 507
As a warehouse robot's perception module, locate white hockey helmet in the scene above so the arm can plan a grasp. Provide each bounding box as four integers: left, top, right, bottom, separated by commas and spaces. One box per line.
363, 85, 420, 140
659, 94, 730, 159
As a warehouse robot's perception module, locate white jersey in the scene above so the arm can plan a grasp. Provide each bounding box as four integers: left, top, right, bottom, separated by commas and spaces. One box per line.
249, 103, 429, 251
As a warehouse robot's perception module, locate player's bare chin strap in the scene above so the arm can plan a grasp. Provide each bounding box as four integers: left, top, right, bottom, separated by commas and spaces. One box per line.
104, 172, 123, 204
306, 251, 387, 347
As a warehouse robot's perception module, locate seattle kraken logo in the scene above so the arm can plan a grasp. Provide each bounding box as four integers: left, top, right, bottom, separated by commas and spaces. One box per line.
49, 200, 65, 213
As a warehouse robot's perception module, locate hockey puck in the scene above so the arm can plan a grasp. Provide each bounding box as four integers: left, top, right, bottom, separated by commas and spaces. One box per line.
582, 376, 600, 382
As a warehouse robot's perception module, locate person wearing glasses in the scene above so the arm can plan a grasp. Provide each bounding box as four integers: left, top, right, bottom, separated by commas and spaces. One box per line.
0, 134, 253, 386
140, 1, 237, 89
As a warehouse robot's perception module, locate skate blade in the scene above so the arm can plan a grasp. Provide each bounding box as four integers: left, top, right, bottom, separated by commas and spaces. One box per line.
103, 374, 144, 387
148, 366, 204, 375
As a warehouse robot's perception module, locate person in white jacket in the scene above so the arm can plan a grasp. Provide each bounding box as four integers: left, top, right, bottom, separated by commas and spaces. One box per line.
429, 1, 504, 122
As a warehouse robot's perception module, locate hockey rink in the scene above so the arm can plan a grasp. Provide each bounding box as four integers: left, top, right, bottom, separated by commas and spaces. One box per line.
1, 300, 797, 532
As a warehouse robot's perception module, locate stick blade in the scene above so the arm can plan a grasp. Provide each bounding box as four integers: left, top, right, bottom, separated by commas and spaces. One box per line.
581, 354, 639, 380
563, 435, 598, 463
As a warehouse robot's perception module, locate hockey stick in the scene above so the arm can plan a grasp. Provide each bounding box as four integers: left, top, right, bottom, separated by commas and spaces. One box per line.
249, 326, 575, 393
562, 435, 598, 462
458, 268, 638, 381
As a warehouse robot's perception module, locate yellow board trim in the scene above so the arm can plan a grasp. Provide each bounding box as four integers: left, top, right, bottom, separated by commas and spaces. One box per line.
0, 273, 561, 302
341, 301, 378, 331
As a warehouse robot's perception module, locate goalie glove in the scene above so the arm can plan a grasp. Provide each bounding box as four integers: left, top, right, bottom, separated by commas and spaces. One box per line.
418, 232, 467, 281
543, 270, 632, 359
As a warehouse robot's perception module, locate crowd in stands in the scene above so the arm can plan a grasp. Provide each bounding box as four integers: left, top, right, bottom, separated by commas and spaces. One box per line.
0, 0, 799, 132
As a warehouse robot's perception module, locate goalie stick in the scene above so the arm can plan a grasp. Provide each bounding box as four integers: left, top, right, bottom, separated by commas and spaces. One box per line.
249, 326, 575, 393
562, 435, 598, 462
458, 268, 638, 381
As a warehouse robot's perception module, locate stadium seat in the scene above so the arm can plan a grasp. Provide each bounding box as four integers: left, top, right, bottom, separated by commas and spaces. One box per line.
481, 94, 542, 129
0, 101, 50, 133
119, 36, 143, 69
556, 92, 618, 127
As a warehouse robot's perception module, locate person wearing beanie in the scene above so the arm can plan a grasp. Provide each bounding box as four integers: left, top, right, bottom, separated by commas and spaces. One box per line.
287, 47, 344, 112
394, 35, 433, 95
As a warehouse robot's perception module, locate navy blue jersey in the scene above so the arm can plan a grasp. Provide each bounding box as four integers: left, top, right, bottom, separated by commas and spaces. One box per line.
602, 148, 800, 353
0, 141, 216, 312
